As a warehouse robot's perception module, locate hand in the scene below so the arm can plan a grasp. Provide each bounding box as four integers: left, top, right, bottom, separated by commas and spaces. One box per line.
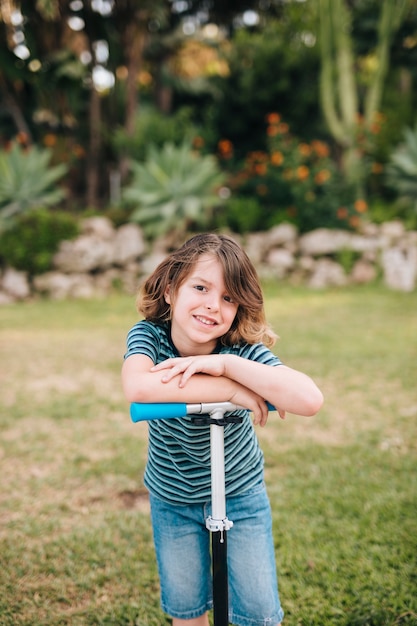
229, 387, 270, 427
151, 355, 226, 387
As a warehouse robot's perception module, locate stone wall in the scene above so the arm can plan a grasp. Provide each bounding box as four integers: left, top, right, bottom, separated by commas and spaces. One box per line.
0, 216, 416, 304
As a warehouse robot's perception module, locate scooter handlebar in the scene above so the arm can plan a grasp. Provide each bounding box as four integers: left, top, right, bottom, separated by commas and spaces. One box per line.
130, 401, 276, 423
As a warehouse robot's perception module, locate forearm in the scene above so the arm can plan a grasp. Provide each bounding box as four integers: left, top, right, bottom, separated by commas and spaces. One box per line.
223, 355, 323, 416
123, 367, 239, 405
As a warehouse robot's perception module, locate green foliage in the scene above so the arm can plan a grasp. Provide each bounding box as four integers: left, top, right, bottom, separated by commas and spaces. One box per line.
112, 106, 197, 163
387, 122, 417, 216
334, 248, 362, 274
0, 142, 68, 231
224, 114, 368, 233
195, 15, 322, 159
123, 141, 225, 238
213, 196, 264, 234
367, 197, 399, 224
0, 208, 79, 275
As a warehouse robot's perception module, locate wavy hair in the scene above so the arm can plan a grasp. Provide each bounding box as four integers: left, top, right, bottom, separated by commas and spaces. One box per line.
137, 233, 277, 347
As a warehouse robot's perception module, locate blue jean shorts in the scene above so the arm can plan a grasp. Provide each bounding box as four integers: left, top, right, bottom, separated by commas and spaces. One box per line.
149, 481, 284, 626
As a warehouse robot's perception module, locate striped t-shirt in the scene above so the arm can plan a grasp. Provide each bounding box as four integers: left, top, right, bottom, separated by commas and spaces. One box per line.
124, 320, 282, 505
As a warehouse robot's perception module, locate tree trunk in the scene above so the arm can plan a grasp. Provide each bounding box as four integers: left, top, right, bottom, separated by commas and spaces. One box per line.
86, 86, 101, 208
119, 22, 148, 181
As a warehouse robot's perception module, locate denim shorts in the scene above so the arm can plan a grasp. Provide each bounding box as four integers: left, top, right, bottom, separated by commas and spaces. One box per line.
149, 482, 284, 626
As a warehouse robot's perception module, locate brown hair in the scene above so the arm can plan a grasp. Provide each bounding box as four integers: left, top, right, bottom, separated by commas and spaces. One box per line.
137, 233, 277, 347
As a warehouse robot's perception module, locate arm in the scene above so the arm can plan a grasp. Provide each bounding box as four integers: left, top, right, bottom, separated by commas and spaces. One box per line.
224, 356, 323, 417
122, 354, 270, 424
151, 354, 323, 418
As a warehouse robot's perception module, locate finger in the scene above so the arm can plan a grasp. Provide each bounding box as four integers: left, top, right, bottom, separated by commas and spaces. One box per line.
278, 408, 286, 420
151, 359, 175, 372
160, 364, 186, 382
161, 370, 177, 383
259, 403, 269, 427
252, 402, 265, 426
178, 369, 192, 387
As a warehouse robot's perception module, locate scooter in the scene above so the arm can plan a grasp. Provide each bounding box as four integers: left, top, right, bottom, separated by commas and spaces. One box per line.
130, 401, 275, 626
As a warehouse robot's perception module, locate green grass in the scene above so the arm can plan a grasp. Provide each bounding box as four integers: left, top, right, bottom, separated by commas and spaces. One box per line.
1, 287, 416, 625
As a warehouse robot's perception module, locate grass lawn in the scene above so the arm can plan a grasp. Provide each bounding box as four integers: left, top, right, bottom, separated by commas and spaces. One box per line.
0, 286, 416, 625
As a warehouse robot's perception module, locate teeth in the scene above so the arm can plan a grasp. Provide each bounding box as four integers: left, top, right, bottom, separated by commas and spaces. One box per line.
196, 316, 215, 325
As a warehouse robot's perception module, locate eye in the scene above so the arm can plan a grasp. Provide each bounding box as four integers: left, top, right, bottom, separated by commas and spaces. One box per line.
194, 284, 207, 292
223, 295, 235, 303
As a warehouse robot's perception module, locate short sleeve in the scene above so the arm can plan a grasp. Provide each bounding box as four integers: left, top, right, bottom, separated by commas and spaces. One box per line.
233, 342, 282, 366
124, 320, 161, 363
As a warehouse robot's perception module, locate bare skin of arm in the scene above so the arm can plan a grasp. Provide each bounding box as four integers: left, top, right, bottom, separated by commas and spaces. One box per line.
151, 353, 323, 419
123, 353, 323, 426
122, 354, 271, 424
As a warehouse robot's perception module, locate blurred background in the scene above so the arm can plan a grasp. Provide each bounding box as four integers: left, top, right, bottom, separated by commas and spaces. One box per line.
0, 0, 417, 286
1, 5, 417, 623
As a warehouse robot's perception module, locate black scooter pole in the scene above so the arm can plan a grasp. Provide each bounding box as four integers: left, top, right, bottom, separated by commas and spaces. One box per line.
212, 529, 229, 625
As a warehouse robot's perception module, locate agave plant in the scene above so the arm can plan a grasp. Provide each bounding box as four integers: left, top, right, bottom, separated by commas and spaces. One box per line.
0, 142, 68, 232
387, 123, 417, 212
123, 141, 226, 237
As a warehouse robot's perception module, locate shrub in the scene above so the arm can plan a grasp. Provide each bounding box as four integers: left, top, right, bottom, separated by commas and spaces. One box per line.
112, 106, 197, 163
221, 114, 369, 233
386, 122, 417, 226
0, 208, 79, 275
123, 141, 225, 238
212, 196, 264, 234
0, 141, 68, 232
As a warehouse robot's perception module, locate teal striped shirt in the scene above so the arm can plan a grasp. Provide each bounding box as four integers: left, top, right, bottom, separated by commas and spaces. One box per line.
124, 320, 282, 505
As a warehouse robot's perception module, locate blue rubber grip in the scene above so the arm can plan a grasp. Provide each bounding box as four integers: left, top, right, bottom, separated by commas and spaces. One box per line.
130, 402, 187, 422
130, 401, 276, 422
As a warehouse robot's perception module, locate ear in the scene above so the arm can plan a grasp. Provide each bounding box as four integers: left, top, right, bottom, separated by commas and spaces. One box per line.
164, 284, 171, 305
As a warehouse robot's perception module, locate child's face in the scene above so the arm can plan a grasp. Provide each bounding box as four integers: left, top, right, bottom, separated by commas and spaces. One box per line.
164, 253, 239, 356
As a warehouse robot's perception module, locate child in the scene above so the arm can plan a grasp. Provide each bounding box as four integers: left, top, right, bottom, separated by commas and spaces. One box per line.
122, 233, 323, 626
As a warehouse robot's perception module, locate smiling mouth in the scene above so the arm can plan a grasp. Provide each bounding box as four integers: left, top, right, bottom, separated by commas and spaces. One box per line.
194, 315, 217, 326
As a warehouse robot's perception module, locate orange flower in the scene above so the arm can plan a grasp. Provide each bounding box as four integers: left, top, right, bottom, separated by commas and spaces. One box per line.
349, 215, 361, 229
16, 131, 29, 146
218, 139, 233, 158
311, 140, 330, 158
266, 112, 281, 124
337, 207, 348, 220
354, 199, 368, 213
255, 163, 267, 176
247, 151, 267, 163
298, 143, 311, 157
296, 165, 309, 181
271, 151, 284, 166
314, 169, 331, 185
267, 125, 279, 137
43, 133, 57, 147
277, 122, 289, 134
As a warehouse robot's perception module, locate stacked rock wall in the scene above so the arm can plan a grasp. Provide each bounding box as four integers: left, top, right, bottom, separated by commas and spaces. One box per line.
0, 217, 416, 304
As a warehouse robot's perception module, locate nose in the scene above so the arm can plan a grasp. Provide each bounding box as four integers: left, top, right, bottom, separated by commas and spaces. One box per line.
205, 294, 219, 311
